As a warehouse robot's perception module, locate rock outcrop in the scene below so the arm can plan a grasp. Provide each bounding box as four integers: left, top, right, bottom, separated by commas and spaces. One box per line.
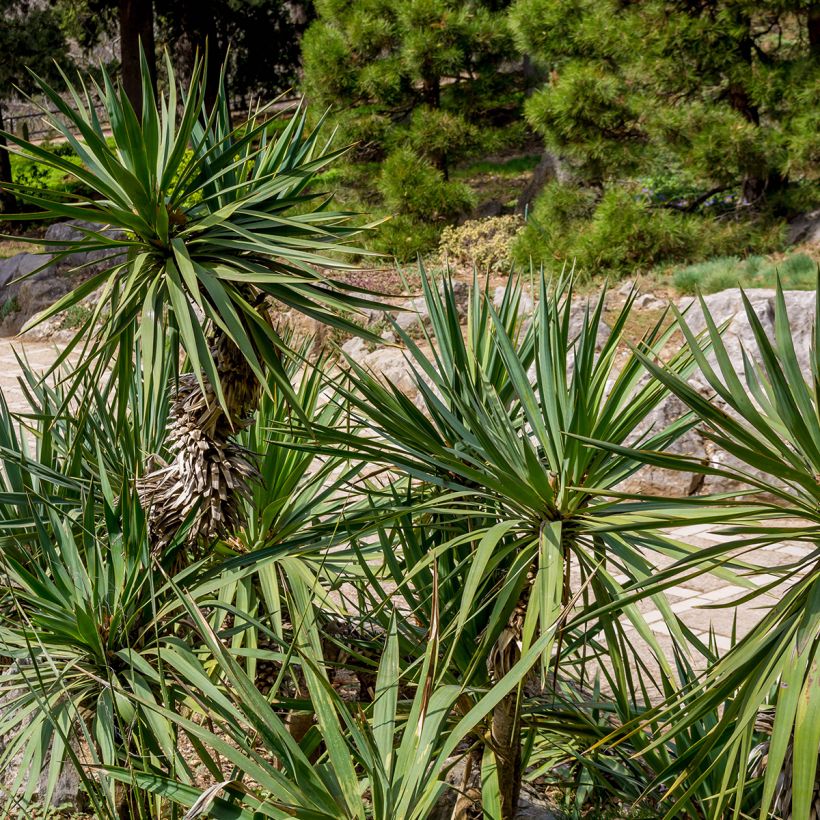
787, 208, 820, 246
0, 220, 124, 337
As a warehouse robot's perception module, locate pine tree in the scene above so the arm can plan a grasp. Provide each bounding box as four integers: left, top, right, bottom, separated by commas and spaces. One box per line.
302, 0, 522, 256
510, 0, 820, 212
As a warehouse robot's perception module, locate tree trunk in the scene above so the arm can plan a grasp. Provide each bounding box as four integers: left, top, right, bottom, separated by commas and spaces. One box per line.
175, 0, 226, 113
119, 0, 157, 119
809, 4, 820, 57
488, 572, 533, 819
516, 152, 566, 215
422, 74, 441, 109
722, 14, 789, 209
0, 106, 17, 216
137, 327, 259, 555
741, 169, 786, 209
492, 689, 522, 819
202, 11, 224, 113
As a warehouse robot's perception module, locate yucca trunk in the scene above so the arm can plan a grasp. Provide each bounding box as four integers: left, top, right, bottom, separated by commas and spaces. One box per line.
488, 572, 533, 819
491, 682, 522, 818
138, 327, 260, 552
753, 709, 820, 820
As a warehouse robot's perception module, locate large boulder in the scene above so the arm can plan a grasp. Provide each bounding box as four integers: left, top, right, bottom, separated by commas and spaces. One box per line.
617, 395, 708, 497
639, 288, 818, 496
44, 219, 126, 273
394, 280, 470, 332
679, 288, 816, 377
358, 346, 423, 404
0, 252, 49, 292
493, 284, 535, 318
1, 220, 126, 336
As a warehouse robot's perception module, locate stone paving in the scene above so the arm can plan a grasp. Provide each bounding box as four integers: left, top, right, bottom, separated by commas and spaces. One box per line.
0, 337, 67, 415
615, 522, 807, 681
0, 336, 812, 680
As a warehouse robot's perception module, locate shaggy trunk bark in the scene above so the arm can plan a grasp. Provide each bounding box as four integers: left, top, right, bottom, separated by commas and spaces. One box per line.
138, 327, 260, 553
753, 708, 820, 820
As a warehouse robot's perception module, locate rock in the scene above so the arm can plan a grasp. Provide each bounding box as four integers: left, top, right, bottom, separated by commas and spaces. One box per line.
358, 306, 387, 326
493, 285, 535, 318
360, 346, 420, 402
787, 209, 820, 246
13, 276, 80, 340
633, 292, 667, 310
340, 335, 369, 361
671, 288, 816, 496
394, 280, 469, 332
1, 220, 128, 336
519, 296, 610, 352
617, 395, 708, 497
0, 252, 49, 291
449, 279, 470, 314
567, 297, 611, 351
680, 288, 816, 376
0, 662, 86, 811
698, 443, 772, 496
517, 785, 560, 820
395, 296, 428, 332
44, 219, 126, 272
0, 253, 68, 336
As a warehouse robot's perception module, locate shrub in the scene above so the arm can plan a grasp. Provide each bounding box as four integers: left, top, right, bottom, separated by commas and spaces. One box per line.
511, 181, 596, 269
577, 187, 702, 273
439, 214, 523, 272
673, 251, 818, 294
513, 181, 785, 277
0, 297, 19, 320
378, 148, 475, 222
673, 257, 744, 294
406, 106, 479, 172
371, 213, 441, 261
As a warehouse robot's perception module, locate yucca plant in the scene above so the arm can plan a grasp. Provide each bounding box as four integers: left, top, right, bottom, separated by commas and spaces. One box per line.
0, 481, 194, 818
102, 572, 555, 820
303, 270, 750, 818
619, 279, 820, 820
198, 341, 379, 705
1, 50, 383, 552
0, 335, 361, 816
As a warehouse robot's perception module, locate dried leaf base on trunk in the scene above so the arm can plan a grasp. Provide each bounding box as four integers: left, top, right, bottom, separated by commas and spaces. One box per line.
138, 331, 260, 551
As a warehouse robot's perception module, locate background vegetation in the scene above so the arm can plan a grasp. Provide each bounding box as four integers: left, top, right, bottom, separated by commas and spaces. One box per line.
2, 0, 818, 282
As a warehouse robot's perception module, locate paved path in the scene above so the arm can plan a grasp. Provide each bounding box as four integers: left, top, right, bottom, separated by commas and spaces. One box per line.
0, 337, 67, 415
0, 335, 811, 681
615, 522, 808, 684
